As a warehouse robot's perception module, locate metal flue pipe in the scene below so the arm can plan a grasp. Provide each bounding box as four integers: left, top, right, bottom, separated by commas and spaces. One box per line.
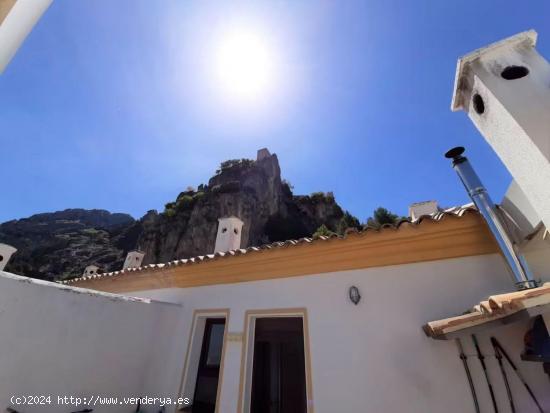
445, 147, 536, 290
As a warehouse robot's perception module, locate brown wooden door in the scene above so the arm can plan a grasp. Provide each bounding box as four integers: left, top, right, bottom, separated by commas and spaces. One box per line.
251, 317, 307, 413
192, 318, 225, 413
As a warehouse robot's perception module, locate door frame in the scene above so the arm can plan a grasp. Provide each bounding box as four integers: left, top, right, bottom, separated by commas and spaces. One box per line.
237, 308, 314, 413
177, 309, 230, 412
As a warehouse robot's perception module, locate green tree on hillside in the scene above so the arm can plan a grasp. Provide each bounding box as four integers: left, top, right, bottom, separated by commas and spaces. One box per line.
336, 211, 362, 235
365, 207, 402, 228
312, 224, 336, 239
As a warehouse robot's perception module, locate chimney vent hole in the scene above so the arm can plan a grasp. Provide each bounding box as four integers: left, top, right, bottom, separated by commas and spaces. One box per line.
473, 94, 485, 114
501, 65, 529, 80
0, 255, 3, 262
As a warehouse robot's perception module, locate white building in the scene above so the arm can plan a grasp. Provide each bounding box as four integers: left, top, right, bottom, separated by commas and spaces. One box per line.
0, 29, 549, 413
59, 202, 550, 413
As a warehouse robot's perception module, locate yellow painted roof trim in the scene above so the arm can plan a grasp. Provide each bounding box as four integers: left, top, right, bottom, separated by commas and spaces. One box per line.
70, 211, 499, 294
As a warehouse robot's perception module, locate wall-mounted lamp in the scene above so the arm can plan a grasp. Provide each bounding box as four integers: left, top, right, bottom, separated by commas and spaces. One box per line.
349, 286, 361, 305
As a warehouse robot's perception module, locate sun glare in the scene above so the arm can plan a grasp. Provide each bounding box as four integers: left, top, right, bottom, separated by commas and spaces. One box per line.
215, 31, 274, 102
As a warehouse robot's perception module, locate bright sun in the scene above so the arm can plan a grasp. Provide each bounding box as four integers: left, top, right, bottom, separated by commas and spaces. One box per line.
215, 31, 274, 101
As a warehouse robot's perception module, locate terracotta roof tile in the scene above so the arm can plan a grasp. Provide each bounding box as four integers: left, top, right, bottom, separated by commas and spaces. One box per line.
62, 203, 477, 286
424, 282, 550, 339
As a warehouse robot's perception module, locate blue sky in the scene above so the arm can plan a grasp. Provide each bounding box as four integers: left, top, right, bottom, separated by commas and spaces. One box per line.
1, 0, 550, 223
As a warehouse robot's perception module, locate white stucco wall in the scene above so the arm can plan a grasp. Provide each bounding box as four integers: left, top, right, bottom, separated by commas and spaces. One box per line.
0, 271, 184, 413
131, 254, 550, 413
502, 180, 542, 237
522, 231, 550, 283
3, 252, 547, 413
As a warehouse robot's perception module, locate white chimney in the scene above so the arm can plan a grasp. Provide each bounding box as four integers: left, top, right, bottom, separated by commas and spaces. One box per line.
409, 201, 439, 221
451, 30, 550, 232
82, 265, 99, 277
123, 250, 145, 270
214, 216, 244, 253
0, 243, 17, 271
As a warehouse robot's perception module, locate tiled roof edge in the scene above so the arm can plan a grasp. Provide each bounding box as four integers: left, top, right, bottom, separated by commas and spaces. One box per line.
61, 204, 478, 285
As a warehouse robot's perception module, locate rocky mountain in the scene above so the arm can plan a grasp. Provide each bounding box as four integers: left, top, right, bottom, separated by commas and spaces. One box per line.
0, 209, 141, 281
1, 150, 357, 280
138, 151, 350, 265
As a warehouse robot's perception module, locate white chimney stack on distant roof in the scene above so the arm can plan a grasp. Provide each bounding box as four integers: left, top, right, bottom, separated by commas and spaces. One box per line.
214, 216, 244, 253
0, 243, 17, 271
409, 201, 439, 221
451, 30, 550, 232
123, 250, 145, 270
82, 265, 99, 277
